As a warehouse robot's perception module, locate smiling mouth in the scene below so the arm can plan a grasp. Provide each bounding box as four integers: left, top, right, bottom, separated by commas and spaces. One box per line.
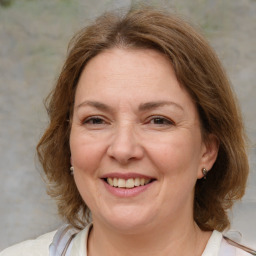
103, 177, 155, 189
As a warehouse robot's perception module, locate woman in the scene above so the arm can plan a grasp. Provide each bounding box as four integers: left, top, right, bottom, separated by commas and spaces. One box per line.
1, 6, 254, 256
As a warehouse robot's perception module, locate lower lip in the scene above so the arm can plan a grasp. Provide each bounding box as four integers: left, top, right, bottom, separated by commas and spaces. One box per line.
103, 180, 154, 197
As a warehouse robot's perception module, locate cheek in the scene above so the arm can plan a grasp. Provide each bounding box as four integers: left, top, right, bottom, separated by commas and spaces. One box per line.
70, 131, 106, 174
145, 132, 202, 177
70, 132, 105, 207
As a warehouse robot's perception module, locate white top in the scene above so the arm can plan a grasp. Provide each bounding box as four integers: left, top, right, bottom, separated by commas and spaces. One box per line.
0, 231, 56, 256
70, 226, 251, 256
0, 224, 252, 256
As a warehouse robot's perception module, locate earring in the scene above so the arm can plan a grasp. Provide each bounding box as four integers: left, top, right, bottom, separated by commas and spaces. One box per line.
70, 166, 74, 175
202, 168, 208, 179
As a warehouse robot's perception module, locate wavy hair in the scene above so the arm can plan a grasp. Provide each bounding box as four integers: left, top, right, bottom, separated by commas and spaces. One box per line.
37, 6, 249, 231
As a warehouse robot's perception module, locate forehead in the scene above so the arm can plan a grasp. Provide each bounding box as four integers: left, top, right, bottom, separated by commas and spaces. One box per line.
81, 48, 174, 82
75, 48, 196, 113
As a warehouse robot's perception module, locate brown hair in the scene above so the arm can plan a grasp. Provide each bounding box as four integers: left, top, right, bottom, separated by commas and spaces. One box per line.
37, 6, 249, 231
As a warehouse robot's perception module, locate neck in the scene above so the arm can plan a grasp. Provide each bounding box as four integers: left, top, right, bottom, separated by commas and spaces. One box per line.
88, 217, 211, 256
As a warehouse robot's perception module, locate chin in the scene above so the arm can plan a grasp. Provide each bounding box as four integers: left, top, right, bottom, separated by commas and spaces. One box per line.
96, 205, 155, 233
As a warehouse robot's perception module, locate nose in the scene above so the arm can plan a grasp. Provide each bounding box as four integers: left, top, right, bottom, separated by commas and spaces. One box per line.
107, 124, 144, 165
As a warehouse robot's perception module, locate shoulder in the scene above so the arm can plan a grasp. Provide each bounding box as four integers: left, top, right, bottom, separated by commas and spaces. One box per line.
221, 236, 256, 256
220, 237, 254, 256
0, 231, 56, 256
203, 230, 255, 256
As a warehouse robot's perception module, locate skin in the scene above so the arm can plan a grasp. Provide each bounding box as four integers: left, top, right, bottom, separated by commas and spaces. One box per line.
70, 48, 219, 256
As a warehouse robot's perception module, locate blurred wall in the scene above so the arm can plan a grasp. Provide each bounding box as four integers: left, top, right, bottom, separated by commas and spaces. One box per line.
0, 0, 255, 250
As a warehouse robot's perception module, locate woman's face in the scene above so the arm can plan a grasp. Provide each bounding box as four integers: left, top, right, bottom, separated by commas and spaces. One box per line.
70, 48, 217, 232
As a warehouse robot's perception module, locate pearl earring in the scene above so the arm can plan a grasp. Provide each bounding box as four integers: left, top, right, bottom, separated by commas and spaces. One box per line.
202, 168, 208, 179
70, 166, 74, 175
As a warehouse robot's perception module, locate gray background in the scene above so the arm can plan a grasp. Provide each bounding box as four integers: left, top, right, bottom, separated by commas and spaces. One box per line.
0, 0, 255, 251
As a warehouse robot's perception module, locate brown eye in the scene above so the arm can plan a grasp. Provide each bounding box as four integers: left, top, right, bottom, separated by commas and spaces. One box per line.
83, 117, 105, 125
150, 117, 174, 125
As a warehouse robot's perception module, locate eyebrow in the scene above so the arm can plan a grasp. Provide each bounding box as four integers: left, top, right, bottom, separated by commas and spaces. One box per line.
138, 101, 184, 112
76, 100, 113, 112
76, 100, 184, 112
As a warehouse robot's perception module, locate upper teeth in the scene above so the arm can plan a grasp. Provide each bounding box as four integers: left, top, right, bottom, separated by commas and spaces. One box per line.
107, 177, 151, 188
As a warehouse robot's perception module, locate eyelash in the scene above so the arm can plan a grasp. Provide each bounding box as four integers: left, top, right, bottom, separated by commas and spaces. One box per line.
82, 115, 175, 127
147, 116, 175, 126
83, 116, 106, 125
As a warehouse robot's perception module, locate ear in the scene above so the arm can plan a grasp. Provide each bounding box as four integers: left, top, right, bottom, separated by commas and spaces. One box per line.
70, 157, 73, 166
197, 134, 219, 179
